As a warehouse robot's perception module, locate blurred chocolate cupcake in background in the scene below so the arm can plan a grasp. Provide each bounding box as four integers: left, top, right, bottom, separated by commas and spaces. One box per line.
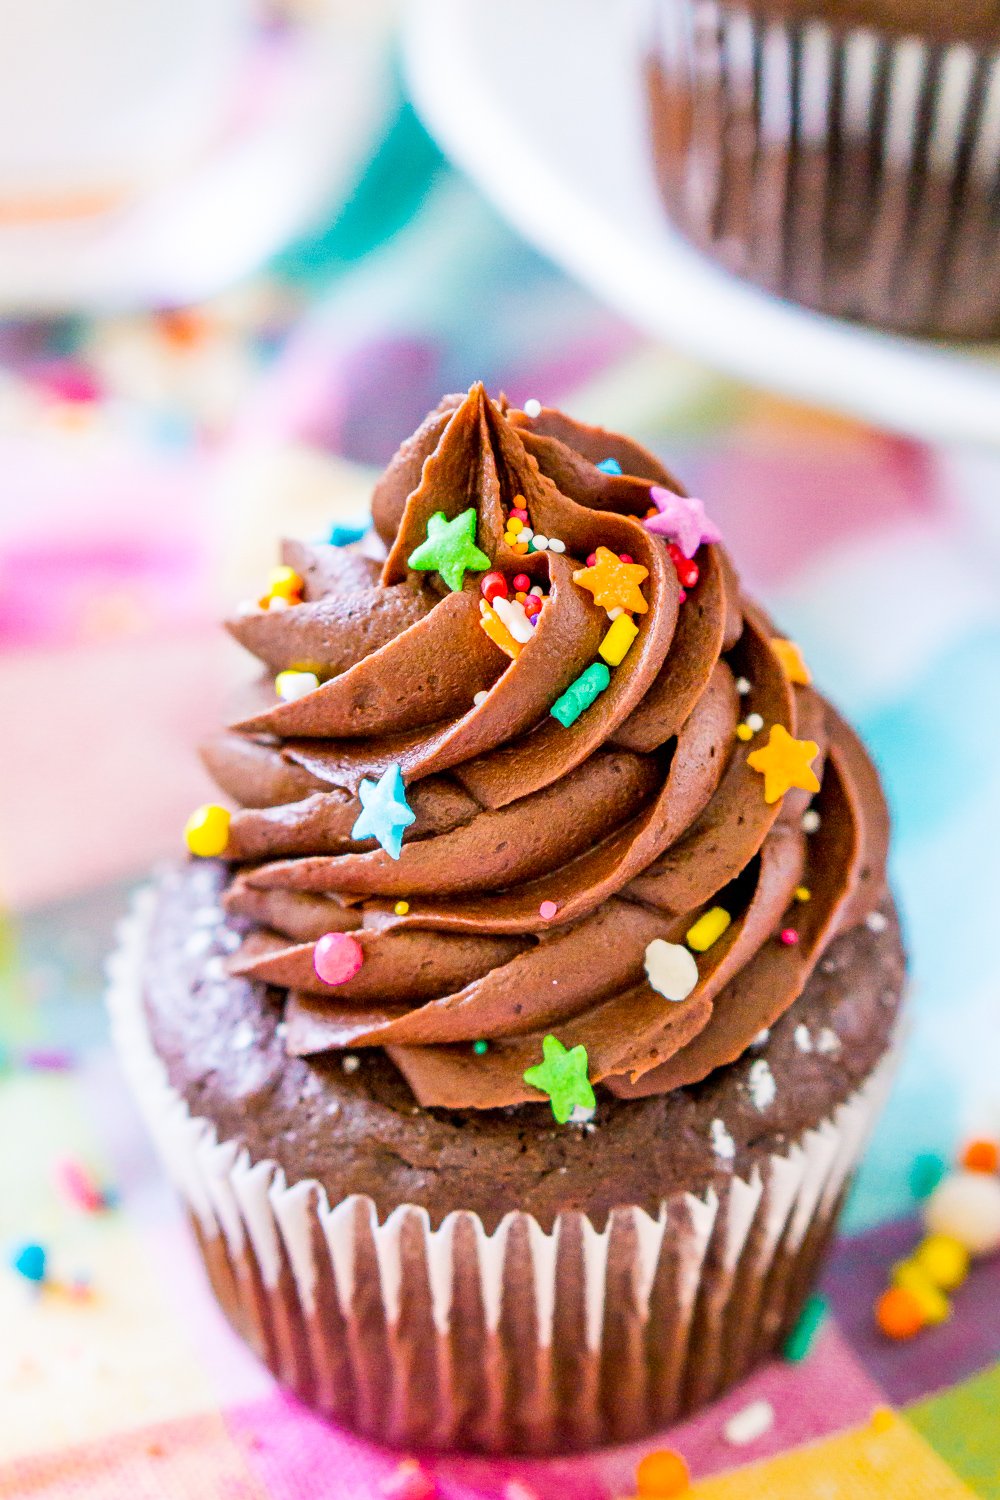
645, 0, 1000, 337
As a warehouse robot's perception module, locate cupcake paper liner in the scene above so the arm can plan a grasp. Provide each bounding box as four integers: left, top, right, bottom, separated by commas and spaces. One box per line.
109, 888, 899, 1453
646, 0, 1000, 336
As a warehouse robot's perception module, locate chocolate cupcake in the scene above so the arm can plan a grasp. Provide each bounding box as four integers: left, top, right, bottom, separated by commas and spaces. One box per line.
109, 387, 906, 1453
645, 0, 1000, 337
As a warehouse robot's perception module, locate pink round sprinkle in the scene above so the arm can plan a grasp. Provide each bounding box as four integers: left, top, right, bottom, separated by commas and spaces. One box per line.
619, 553, 633, 565
314, 932, 364, 985
779, 928, 799, 946
678, 588, 688, 603
586, 552, 597, 567
539, 900, 558, 921
510, 508, 528, 522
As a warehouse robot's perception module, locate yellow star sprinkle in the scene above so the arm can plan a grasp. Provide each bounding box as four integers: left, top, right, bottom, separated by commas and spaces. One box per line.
573, 546, 648, 615
771, 637, 812, 685
747, 723, 821, 804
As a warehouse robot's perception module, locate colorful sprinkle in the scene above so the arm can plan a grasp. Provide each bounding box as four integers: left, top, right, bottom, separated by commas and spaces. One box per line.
314, 932, 364, 987
530, 534, 549, 552
507, 516, 524, 536
480, 570, 508, 603
666, 543, 699, 590
539, 900, 558, 921
635, 1447, 690, 1496
644, 939, 698, 1002
771, 637, 812, 686
596, 457, 622, 475
735, 723, 753, 742
891, 1260, 951, 1325
746, 712, 764, 732
512, 573, 531, 592
780, 928, 800, 946
479, 600, 521, 659
548, 538, 566, 554
328, 521, 369, 547
406, 508, 491, 592
492, 595, 533, 643
473, 1040, 488, 1056
573, 546, 649, 614
11, 1243, 47, 1284
550, 662, 611, 727
266, 565, 304, 603
724, 1398, 775, 1447
802, 808, 821, 833
747, 724, 821, 804
686, 906, 731, 952
909, 1152, 948, 1201
56, 1159, 111, 1213
644, 487, 722, 557
523, 398, 541, 418
275, 669, 319, 702
794, 885, 812, 902
351, 763, 415, 860
735, 676, 751, 695
598, 613, 639, 666
783, 1293, 827, 1361
523, 1035, 596, 1125
961, 1138, 1000, 1174
914, 1233, 969, 1291
473, 690, 489, 706
184, 804, 230, 858
875, 1286, 925, 1341
394, 901, 410, 916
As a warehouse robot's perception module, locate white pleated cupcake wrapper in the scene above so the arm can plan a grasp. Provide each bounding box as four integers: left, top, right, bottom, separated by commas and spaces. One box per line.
108, 887, 899, 1453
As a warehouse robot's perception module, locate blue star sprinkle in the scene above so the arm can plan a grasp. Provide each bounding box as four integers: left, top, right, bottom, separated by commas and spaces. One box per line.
351, 762, 415, 860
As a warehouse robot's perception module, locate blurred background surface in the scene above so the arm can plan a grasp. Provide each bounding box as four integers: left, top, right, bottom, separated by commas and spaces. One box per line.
1, 2, 999, 1494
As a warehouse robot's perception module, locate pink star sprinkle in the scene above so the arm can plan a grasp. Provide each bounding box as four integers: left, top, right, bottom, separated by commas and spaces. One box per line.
644, 487, 723, 559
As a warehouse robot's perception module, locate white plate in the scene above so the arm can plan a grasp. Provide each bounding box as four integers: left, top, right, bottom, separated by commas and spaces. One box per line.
403, 0, 1000, 450
0, 11, 392, 313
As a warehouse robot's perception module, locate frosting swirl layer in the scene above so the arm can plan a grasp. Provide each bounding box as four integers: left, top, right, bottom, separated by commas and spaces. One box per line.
201, 386, 890, 1111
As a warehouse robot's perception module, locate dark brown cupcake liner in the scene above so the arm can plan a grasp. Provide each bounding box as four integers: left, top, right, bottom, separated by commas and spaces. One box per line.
645, 0, 1000, 336
109, 888, 899, 1454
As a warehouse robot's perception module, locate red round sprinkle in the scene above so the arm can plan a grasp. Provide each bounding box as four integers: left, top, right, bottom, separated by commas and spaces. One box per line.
619, 553, 633, 565
666, 543, 699, 589
480, 571, 508, 604
314, 932, 364, 986
523, 593, 542, 616
539, 900, 558, 921
780, 928, 799, 946
512, 573, 531, 592
586, 553, 597, 567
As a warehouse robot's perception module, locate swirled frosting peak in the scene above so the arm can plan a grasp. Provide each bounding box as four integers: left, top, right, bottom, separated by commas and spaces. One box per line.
197, 386, 889, 1113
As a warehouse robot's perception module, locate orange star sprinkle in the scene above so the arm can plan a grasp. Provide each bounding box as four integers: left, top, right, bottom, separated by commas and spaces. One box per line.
573, 546, 648, 614
771, 637, 812, 685
747, 723, 821, 804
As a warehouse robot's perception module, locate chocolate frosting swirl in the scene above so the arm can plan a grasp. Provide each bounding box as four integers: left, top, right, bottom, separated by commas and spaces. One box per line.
201, 386, 889, 1111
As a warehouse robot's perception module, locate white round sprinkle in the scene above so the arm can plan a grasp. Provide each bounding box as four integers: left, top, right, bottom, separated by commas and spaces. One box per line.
473, 690, 488, 707
519, 528, 534, 543
532, 535, 549, 550
548, 537, 566, 553
724, 1399, 775, 1446
529, 585, 544, 596
746, 712, 764, 732
341, 1054, 360, 1074
816, 1027, 841, 1055
735, 676, 751, 695
644, 939, 698, 1002
802, 809, 821, 833
523, 398, 541, 418
747, 1058, 776, 1109
794, 1023, 813, 1053
265, 595, 290, 612
751, 1028, 771, 1049
710, 1118, 736, 1160
276, 670, 320, 702
866, 910, 888, 933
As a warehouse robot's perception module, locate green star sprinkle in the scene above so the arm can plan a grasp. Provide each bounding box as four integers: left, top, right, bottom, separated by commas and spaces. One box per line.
406, 508, 491, 592
523, 1034, 596, 1124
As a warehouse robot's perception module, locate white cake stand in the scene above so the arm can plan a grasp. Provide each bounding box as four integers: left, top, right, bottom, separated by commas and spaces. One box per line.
402, 0, 1000, 452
